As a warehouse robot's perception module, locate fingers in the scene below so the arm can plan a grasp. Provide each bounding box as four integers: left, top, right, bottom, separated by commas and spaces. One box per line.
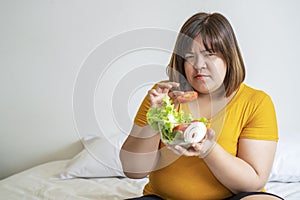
168, 129, 216, 157
156, 81, 180, 89
191, 142, 202, 151
168, 145, 201, 157
168, 90, 184, 103
148, 88, 160, 97
148, 81, 180, 108
206, 128, 215, 140
167, 145, 184, 155
148, 89, 162, 108
155, 81, 180, 95
150, 81, 180, 96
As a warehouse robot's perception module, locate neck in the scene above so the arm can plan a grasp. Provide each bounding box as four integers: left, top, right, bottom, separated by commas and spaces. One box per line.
198, 86, 227, 102
194, 87, 238, 119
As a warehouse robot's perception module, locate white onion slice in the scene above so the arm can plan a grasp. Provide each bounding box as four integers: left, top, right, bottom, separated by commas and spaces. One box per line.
184, 122, 206, 143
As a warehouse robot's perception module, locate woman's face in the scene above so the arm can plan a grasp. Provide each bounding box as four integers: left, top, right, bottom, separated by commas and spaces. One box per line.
184, 36, 227, 95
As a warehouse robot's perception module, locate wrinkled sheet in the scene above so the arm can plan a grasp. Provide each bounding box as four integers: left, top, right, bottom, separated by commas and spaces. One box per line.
265, 181, 300, 200
1, 160, 300, 200
0, 160, 148, 200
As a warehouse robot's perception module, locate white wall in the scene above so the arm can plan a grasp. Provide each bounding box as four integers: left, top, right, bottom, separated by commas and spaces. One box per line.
1, 0, 299, 179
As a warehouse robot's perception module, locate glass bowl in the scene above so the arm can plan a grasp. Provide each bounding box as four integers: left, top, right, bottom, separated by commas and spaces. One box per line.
158, 121, 207, 148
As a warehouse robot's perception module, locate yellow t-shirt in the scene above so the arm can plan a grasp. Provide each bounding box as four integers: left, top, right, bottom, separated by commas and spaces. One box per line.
133, 83, 278, 200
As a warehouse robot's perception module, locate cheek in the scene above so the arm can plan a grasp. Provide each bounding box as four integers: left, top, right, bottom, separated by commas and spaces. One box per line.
216, 67, 226, 80
213, 60, 227, 80
184, 64, 193, 79
184, 61, 194, 73
220, 65, 227, 80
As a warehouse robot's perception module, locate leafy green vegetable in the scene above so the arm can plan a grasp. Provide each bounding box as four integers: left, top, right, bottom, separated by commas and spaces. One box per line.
198, 117, 209, 125
146, 96, 193, 142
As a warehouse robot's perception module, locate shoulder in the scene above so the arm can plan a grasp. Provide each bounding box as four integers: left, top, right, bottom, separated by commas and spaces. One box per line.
231, 84, 275, 114
238, 84, 272, 103
238, 84, 278, 140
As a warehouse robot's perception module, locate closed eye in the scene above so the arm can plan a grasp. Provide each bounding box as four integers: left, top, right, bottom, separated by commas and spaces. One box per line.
201, 49, 216, 57
206, 52, 216, 57
185, 55, 194, 59
184, 53, 195, 61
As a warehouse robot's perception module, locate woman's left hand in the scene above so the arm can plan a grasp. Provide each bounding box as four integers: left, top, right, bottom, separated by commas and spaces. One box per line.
167, 128, 216, 158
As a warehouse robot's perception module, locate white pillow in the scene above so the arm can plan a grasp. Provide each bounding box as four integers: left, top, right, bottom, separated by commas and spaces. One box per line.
268, 131, 300, 182
59, 134, 127, 179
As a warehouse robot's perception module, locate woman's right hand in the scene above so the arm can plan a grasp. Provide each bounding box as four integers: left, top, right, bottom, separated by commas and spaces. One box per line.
148, 81, 183, 108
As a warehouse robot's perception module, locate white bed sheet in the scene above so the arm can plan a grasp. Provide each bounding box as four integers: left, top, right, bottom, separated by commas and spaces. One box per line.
265, 181, 300, 200
1, 160, 300, 200
0, 160, 148, 200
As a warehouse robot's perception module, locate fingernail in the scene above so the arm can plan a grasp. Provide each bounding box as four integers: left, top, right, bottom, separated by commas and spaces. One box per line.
175, 145, 180, 150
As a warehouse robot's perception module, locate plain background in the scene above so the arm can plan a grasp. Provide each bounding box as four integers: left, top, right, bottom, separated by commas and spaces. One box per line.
1, 0, 299, 179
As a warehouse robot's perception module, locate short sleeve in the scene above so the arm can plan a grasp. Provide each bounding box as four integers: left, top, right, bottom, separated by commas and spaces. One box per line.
240, 94, 278, 141
133, 94, 151, 127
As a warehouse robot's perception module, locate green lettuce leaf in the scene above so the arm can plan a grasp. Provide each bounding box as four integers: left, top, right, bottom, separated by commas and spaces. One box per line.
146, 96, 193, 142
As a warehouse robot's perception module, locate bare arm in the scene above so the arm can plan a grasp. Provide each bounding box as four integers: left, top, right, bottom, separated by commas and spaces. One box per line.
204, 139, 277, 194
120, 81, 181, 179
120, 124, 161, 179
170, 137, 277, 193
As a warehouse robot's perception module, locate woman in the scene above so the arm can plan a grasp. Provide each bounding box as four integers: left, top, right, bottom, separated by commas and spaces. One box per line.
120, 12, 283, 200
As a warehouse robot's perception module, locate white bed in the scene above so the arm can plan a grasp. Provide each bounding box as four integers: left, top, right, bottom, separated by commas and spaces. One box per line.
265, 182, 300, 200
0, 160, 299, 200
1, 132, 300, 200
0, 160, 148, 200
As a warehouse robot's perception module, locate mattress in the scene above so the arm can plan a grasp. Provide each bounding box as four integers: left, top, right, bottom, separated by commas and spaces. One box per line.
0, 160, 148, 200
265, 181, 300, 200
1, 159, 299, 200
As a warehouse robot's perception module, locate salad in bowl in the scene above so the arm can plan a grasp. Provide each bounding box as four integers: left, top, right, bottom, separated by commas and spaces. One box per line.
146, 95, 209, 148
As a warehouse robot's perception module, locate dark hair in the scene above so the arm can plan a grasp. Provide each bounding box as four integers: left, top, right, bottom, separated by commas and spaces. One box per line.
167, 12, 245, 97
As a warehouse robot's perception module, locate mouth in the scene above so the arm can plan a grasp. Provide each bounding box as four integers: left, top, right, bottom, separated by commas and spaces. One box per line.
194, 74, 210, 79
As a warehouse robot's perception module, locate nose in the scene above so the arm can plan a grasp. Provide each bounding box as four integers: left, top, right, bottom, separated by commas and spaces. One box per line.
193, 54, 206, 70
